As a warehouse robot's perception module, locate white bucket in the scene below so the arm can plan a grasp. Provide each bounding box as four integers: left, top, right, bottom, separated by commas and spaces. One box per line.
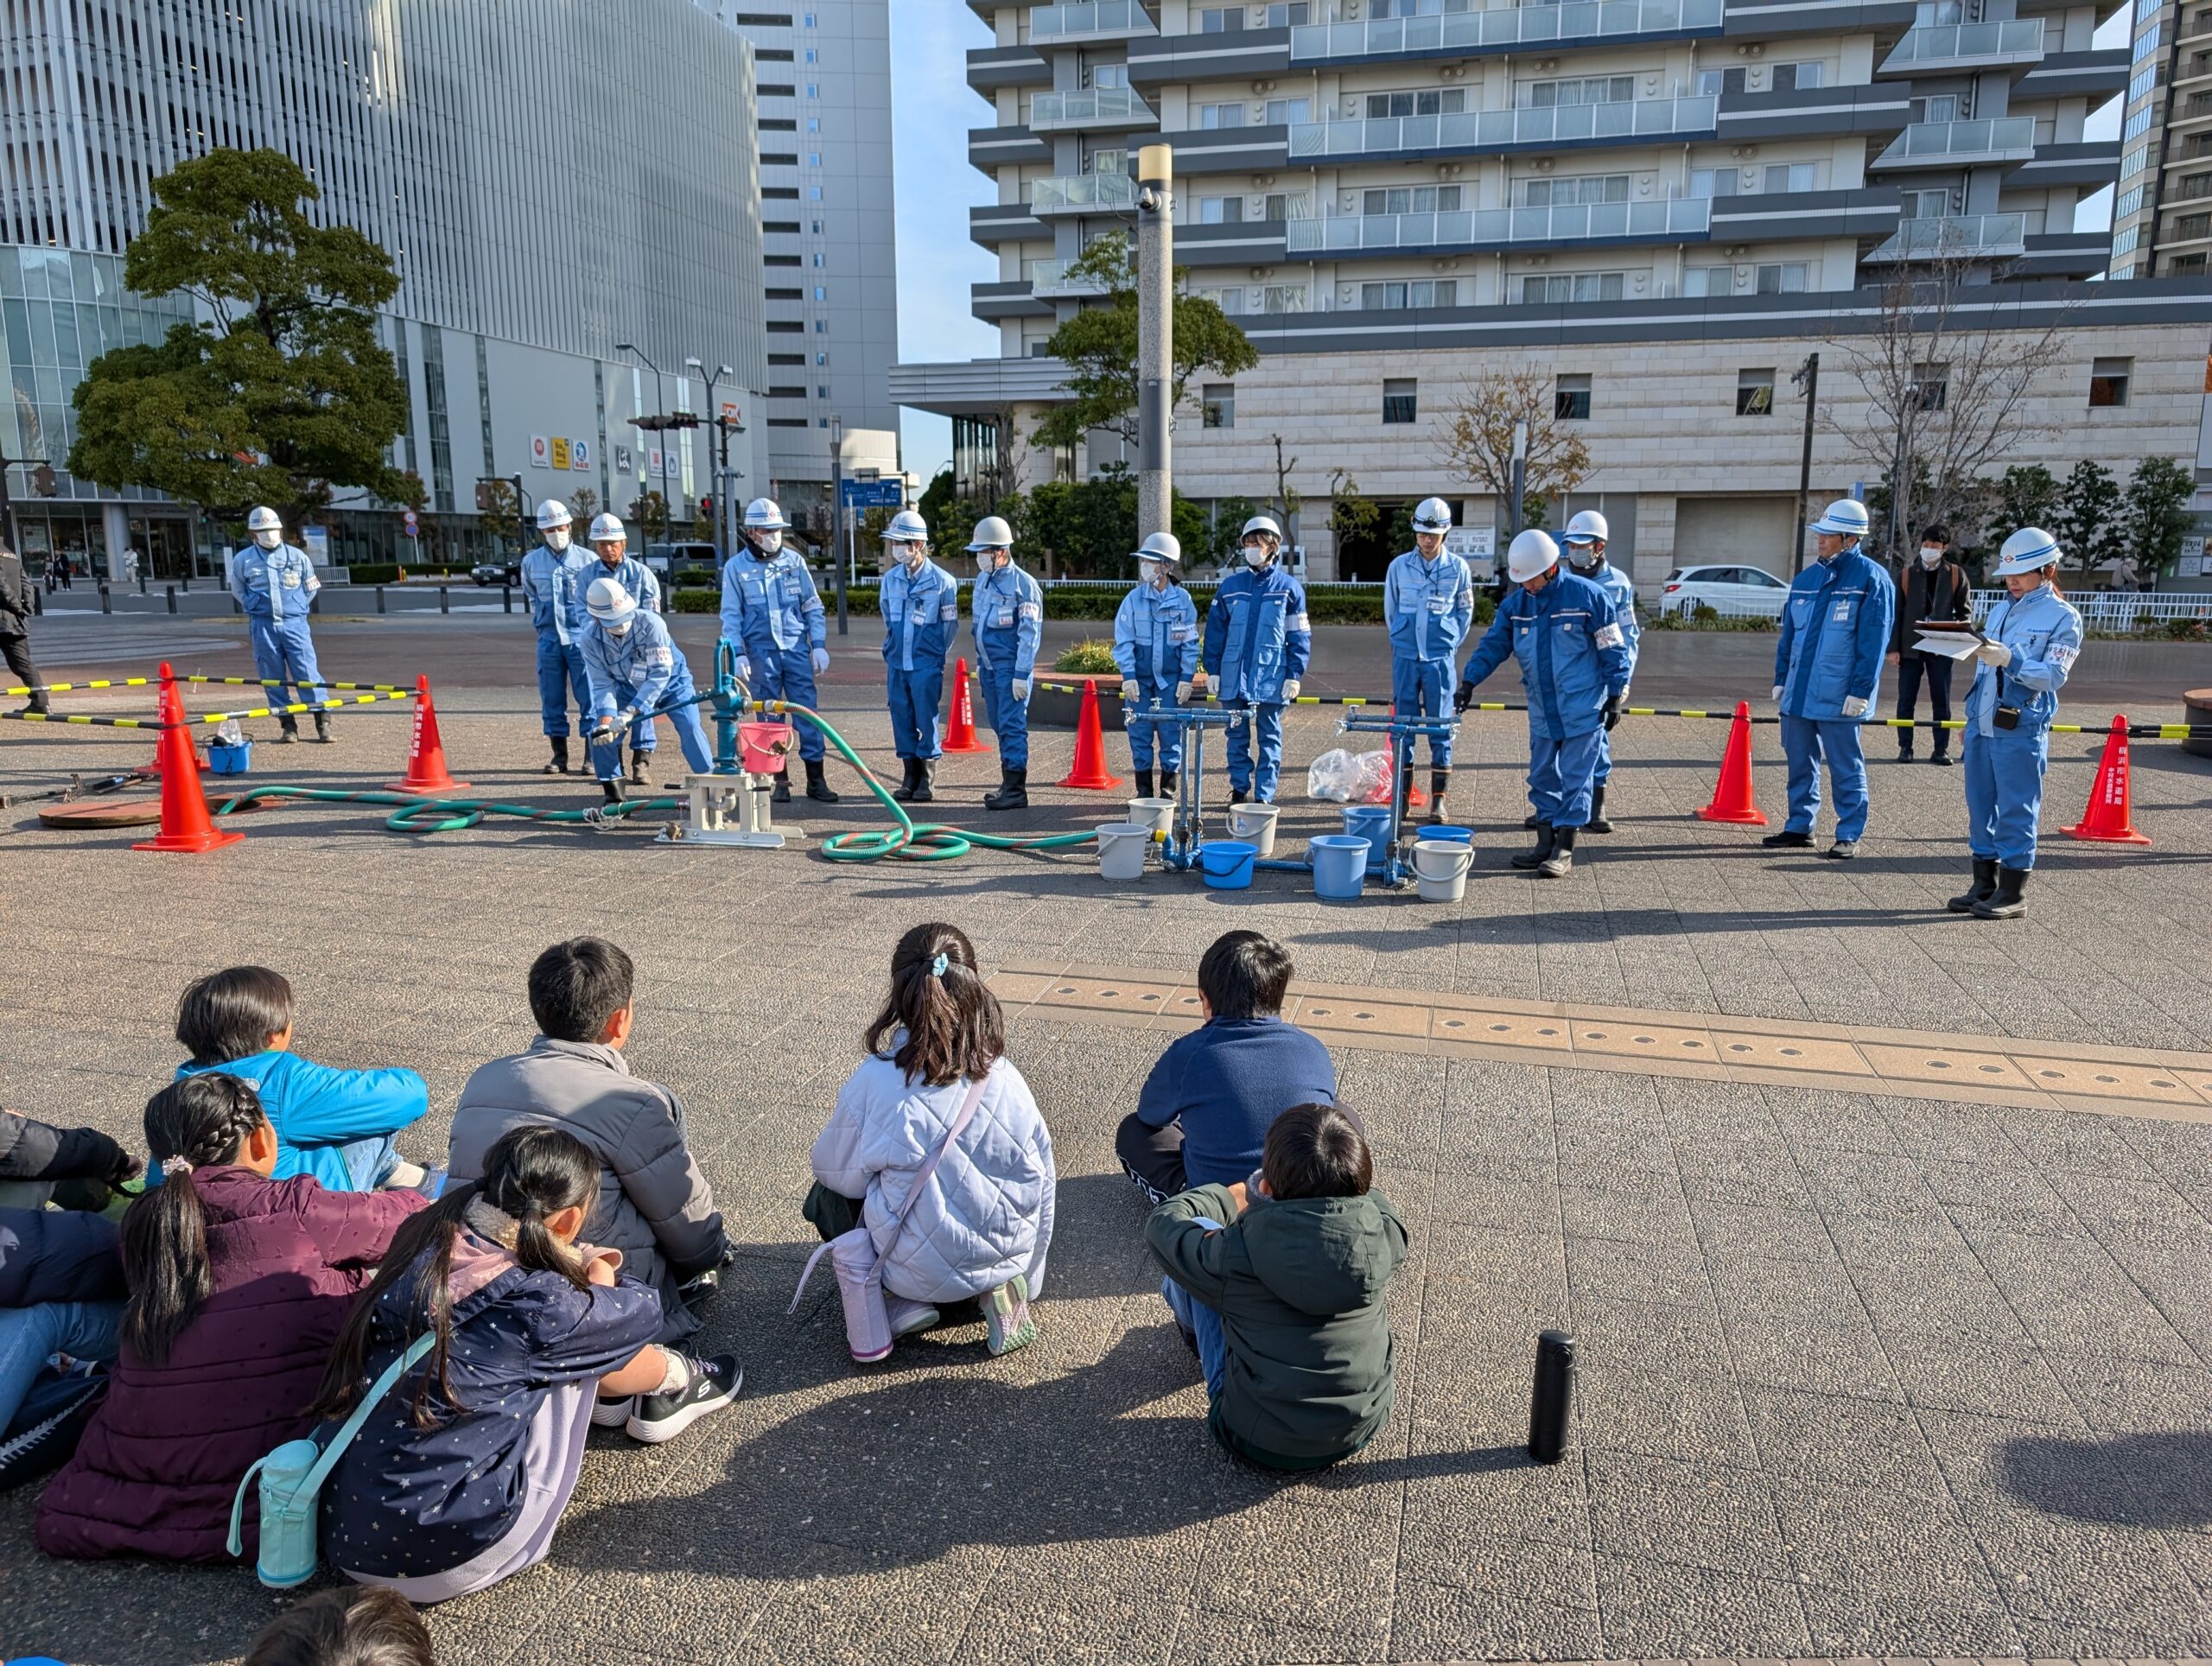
1412, 837, 1472, 902
1096, 822, 1152, 882
1225, 801, 1280, 857
1125, 797, 1174, 835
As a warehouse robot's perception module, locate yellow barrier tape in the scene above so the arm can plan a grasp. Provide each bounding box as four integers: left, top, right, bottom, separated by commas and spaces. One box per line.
191, 690, 418, 724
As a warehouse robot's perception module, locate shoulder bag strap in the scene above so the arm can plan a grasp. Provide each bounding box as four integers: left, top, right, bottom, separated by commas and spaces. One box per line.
883, 1072, 991, 1239
302, 1330, 437, 1497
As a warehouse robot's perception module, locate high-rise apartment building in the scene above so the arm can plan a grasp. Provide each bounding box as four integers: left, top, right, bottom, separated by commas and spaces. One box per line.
2111, 0, 2212, 277
1, 1, 766, 577
700, 1, 902, 531
900, 0, 2212, 582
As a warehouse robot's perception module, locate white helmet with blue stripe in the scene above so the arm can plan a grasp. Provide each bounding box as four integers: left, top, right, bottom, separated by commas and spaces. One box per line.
535, 499, 572, 531
246, 506, 283, 533
1411, 497, 1452, 534
1994, 525, 2062, 575
1132, 531, 1182, 565
1563, 509, 1609, 546
586, 574, 638, 627
1809, 498, 1871, 538
965, 515, 1014, 553
743, 497, 791, 531
880, 508, 929, 544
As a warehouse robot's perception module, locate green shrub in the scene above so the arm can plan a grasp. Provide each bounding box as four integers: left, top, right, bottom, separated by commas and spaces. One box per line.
671, 588, 720, 614
1692, 601, 1719, 623
1053, 639, 1121, 673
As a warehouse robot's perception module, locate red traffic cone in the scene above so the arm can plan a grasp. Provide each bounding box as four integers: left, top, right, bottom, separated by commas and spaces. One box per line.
2064, 713, 2152, 845
387, 676, 469, 794
1695, 701, 1769, 825
1057, 677, 1123, 790
143, 666, 203, 776
942, 657, 988, 754
134, 664, 244, 854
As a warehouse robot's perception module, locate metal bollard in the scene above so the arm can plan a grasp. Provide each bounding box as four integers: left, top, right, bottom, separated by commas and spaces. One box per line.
439, 585, 449, 615
99, 583, 111, 614
1528, 1330, 1576, 1465
137, 572, 148, 596
166, 586, 177, 615
376, 586, 386, 615
502, 584, 512, 614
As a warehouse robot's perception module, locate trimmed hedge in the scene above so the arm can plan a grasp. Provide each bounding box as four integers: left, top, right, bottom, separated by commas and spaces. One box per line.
341, 563, 481, 585
671, 581, 1478, 629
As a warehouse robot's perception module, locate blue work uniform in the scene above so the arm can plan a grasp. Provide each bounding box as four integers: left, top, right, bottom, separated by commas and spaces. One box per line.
1384, 546, 1476, 768
1458, 570, 1631, 830
1963, 584, 2082, 870
229, 543, 327, 710
520, 544, 594, 738
970, 563, 1043, 769
880, 558, 961, 760
586, 556, 664, 751
580, 611, 714, 784
720, 544, 828, 762
1201, 564, 1312, 802
1113, 581, 1201, 773
1576, 558, 1640, 786
1774, 544, 1896, 843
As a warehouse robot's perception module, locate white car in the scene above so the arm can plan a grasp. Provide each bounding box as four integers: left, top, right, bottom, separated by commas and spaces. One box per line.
1657, 563, 1790, 620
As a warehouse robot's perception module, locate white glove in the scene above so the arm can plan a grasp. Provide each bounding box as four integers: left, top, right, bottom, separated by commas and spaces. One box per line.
1841, 696, 1869, 719
1280, 680, 1301, 703
1175, 680, 1192, 703
1772, 684, 1785, 702
1118, 680, 1136, 702
734, 655, 753, 682
1974, 639, 2014, 669
810, 647, 830, 675
615, 709, 638, 731
1010, 678, 1029, 701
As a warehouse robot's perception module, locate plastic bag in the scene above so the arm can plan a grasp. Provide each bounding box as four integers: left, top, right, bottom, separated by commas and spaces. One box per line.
216, 720, 245, 747
1307, 747, 1389, 803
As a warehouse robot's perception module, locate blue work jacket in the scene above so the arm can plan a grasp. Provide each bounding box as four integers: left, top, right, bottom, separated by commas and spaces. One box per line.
1581, 558, 1640, 684
880, 558, 961, 672
1113, 582, 1201, 692
587, 556, 663, 615
1459, 569, 1632, 741
1775, 545, 1894, 722
1384, 548, 1475, 664
720, 547, 826, 657
582, 610, 689, 720
520, 545, 594, 644
970, 563, 1043, 679
1964, 583, 2083, 738
230, 544, 321, 622
1202, 564, 1312, 704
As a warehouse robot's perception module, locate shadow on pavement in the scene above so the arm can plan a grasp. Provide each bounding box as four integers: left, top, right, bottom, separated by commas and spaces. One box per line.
1999, 1430, 2212, 1529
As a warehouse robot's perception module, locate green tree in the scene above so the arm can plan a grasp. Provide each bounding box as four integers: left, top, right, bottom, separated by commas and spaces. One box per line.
2055, 459, 2123, 580
2122, 456, 2196, 578
67, 147, 420, 525
1030, 231, 1260, 453
1203, 495, 1261, 569
626, 490, 670, 541
1993, 463, 2060, 541
1328, 469, 1381, 551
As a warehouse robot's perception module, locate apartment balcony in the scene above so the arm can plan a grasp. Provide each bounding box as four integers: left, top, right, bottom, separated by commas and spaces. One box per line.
2009, 137, 2120, 189
1720, 0, 1917, 38
2017, 48, 2129, 102
1031, 172, 1138, 215
1128, 27, 1291, 86
1028, 0, 1156, 43
1871, 117, 2037, 170
1287, 94, 1717, 163
1861, 213, 2028, 262
2016, 229, 2120, 278
1706, 186, 1902, 243
1027, 86, 1157, 133
970, 281, 1053, 323
1715, 82, 1910, 143
969, 124, 1051, 172
1877, 19, 2045, 75
1285, 198, 1712, 258
1288, 0, 1721, 70
970, 201, 1048, 247
967, 44, 1050, 95
1029, 258, 1113, 297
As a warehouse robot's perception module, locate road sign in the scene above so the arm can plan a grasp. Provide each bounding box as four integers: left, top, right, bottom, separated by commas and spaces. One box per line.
403, 510, 418, 528
840, 478, 904, 509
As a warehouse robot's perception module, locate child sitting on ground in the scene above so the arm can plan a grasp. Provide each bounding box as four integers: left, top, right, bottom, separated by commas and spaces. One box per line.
1, 1103, 140, 1212
1116, 930, 1337, 1205
806, 922, 1055, 1358
245, 1587, 437, 1666
36, 1075, 425, 1561
313, 1125, 740, 1601
447, 938, 731, 1350
174, 966, 429, 1193
1147, 1102, 1408, 1471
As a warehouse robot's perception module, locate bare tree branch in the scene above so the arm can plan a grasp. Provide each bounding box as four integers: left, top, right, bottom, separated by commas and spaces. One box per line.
1433, 365, 1592, 519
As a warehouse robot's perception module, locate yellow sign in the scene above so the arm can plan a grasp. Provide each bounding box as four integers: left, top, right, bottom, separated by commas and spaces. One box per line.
550, 436, 572, 470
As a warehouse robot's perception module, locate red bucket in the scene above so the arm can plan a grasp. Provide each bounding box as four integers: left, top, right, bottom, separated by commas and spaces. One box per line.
738, 721, 794, 774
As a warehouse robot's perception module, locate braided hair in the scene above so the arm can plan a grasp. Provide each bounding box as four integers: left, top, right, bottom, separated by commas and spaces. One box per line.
120, 1074, 274, 1364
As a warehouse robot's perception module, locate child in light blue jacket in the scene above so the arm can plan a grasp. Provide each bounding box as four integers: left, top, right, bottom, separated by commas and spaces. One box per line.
172, 966, 428, 1192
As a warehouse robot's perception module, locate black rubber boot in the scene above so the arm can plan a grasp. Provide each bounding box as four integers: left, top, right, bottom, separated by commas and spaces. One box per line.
1585, 785, 1612, 835
1971, 865, 2030, 920
1948, 858, 1998, 913
1761, 829, 1815, 849
1510, 823, 1556, 869
911, 760, 936, 804
890, 758, 921, 802
984, 767, 1028, 811
1160, 769, 1179, 797
1522, 811, 1540, 830
601, 779, 625, 805
276, 713, 300, 744
1135, 768, 1154, 799
629, 749, 652, 787
543, 737, 570, 775
1230, 788, 1249, 806
772, 773, 791, 804
804, 759, 841, 803
1425, 770, 1449, 825
1538, 825, 1578, 879
312, 709, 333, 743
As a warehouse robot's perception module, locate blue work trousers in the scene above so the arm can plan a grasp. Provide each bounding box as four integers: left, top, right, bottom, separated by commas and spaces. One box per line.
1963, 724, 2050, 870
1392, 657, 1455, 768
590, 673, 715, 782
1125, 687, 1184, 773
1781, 714, 1871, 842
1529, 728, 1604, 830
887, 663, 946, 760
534, 633, 590, 738
247, 614, 326, 709
1160, 1277, 1227, 1402
979, 661, 1029, 769
1224, 703, 1287, 802
1594, 727, 1615, 787
747, 645, 824, 762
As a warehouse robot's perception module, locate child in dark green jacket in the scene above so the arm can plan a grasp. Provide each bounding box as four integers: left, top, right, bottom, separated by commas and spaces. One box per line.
1145, 1103, 1408, 1471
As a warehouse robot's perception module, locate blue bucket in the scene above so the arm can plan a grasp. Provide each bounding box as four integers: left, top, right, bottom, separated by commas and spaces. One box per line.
1310, 835, 1369, 900
1423, 824, 1472, 844
1199, 840, 1257, 891
1342, 804, 1393, 872
207, 741, 251, 777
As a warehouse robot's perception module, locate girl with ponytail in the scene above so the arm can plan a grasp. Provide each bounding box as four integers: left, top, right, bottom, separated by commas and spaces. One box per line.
36, 1075, 425, 1562
806, 922, 1057, 1359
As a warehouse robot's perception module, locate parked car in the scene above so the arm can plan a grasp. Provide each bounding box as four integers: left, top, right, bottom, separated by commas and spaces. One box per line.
1656, 563, 1790, 619
643, 540, 721, 578
471, 560, 520, 587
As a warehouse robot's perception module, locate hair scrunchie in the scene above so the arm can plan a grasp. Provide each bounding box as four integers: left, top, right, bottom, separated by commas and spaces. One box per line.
929, 952, 950, 979
160, 1155, 194, 1178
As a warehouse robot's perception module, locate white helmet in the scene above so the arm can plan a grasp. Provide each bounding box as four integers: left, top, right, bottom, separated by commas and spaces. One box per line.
1563, 509, 1609, 547
880, 508, 929, 544
1239, 514, 1282, 544
535, 499, 572, 531
1507, 529, 1560, 582
743, 497, 791, 531
588, 512, 626, 544
1809, 498, 1871, 539
585, 575, 638, 626
965, 515, 1014, 553
246, 506, 283, 533
1994, 526, 2063, 575
1411, 497, 1452, 535
1133, 531, 1182, 565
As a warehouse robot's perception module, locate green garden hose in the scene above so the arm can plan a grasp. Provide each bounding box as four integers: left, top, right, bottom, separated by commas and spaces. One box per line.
211, 785, 682, 832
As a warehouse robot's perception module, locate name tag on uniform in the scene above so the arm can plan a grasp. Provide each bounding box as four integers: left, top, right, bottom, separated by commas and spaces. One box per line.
910, 607, 931, 622
1833, 601, 1852, 622
994, 610, 1014, 628
282, 573, 301, 588
1427, 595, 1450, 613
1170, 626, 1193, 642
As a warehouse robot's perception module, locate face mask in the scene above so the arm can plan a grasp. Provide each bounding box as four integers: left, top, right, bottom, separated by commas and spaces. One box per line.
254, 530, 283, 550
1139, 560, 1162, 586
606, 619, 632, 639
1919, 547, 1942, 567
546, 529, 570, 553
754, 531, 782, 556
1242, 544, 1270, 569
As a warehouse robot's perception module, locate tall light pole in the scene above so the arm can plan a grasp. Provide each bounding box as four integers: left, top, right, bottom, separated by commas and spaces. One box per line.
1135, 143, 1173, 540
1788, 352, 1819, 577
615, 341, 668, 542
690, 357, 739, 563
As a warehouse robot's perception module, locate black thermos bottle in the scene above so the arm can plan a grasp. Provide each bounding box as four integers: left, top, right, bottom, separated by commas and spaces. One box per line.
1528, 1329, 1576, 1464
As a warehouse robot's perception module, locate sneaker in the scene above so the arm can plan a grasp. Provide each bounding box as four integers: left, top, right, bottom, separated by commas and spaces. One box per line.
1823, 840, 1860, 860
1759, 830, 1814, 849
591, 1394, 636, 1428
981, 1275, 1038, 1358
626, 1353, 742, 1445
888, 1297, 941, 1339
0, 1369, 107, 1492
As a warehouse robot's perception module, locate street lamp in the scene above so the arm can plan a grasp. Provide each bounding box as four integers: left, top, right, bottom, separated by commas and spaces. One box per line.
615, 341, 669, 544
690, 357, 741, 563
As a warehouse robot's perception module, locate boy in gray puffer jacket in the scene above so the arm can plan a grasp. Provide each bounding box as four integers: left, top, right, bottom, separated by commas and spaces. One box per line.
1147, 1102, 1408, 1471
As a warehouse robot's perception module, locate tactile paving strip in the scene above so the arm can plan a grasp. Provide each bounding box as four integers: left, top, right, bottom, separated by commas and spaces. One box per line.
992, 959, 2212, 1125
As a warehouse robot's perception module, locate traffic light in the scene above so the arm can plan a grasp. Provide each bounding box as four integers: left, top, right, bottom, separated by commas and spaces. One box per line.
700, 496, 713, 519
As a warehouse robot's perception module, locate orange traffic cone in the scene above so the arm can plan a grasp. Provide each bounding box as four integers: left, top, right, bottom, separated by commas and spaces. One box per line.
943, 657, 988, 754
134, 663, 244, 854
1057, 678, 1123, 790
143, 666, 203, 776
2064, 714, 2152, 845
1695, 701, 1769, 825
387, 676, 470, 794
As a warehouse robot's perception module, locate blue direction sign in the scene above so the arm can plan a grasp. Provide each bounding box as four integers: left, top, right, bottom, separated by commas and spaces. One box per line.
839, 478, 905, 509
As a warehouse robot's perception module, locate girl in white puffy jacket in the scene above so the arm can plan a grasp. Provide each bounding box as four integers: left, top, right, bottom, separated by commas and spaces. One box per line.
806, 923, 1056, 1357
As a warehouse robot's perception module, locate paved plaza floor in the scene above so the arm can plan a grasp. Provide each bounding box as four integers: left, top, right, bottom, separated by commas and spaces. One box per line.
3, 614, 2211, 1665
